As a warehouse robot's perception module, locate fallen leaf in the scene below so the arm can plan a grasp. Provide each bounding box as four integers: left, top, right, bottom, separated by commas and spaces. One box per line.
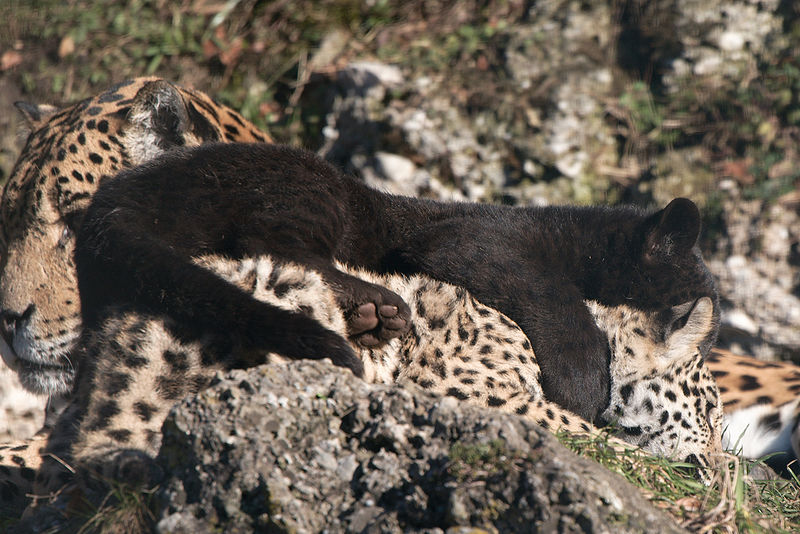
0, 50, 22, 71
58, 35, 75, 58
219, 37, 243, 67
202, 38, 219, 59
259, 101, 280, 116
718, 158, 754, 185
675, 496, 701, 512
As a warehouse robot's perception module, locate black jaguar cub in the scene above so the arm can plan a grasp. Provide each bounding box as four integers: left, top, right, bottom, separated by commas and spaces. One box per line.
77, 143, 718, 421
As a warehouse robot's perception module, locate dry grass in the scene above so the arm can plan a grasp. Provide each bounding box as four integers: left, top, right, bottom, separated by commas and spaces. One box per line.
560, 430, 800, 533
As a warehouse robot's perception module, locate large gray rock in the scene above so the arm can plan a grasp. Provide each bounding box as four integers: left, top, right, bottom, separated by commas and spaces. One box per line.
155, 360, 685, 534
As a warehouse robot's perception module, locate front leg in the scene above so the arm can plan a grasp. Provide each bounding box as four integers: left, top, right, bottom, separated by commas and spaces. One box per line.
389, 221, 610, 422
513, 282, 610, 422
32, 312, 216, 512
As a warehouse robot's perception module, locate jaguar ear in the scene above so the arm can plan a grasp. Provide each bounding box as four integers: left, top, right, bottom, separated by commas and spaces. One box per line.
125, 79, 211, 166
127, 79, 190, 152
665, 297, 714, 361
642, 198, 700, 263
14, 102, 59, 130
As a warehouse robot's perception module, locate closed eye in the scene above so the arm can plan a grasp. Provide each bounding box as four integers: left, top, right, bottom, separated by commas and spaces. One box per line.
57, 225, 74, 248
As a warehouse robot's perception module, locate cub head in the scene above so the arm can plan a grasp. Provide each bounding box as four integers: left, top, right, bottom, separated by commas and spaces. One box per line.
0, 78, 270, 396
589, 297, 724, 479
591, 198, 720, 360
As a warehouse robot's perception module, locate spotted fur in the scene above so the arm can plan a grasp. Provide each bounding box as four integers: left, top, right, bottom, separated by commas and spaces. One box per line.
0, 77, 270, 398
0, 435, 46, 511
27, 255, 721, 509
589, 300, 723, 468
0, 79, 272, 516
708, 348, 800, 475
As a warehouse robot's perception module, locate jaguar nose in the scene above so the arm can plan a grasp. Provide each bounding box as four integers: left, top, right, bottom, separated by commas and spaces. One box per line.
0, 304, 35, 344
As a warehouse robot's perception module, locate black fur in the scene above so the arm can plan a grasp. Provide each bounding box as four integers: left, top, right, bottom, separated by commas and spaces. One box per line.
75, 143, 719, 421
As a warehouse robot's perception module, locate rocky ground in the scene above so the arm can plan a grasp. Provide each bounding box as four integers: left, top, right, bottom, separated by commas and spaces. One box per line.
13, 361, 687, 534
156, 361, 686, 533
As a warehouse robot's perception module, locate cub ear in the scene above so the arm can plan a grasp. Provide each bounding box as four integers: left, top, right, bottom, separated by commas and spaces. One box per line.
643, 198, 700, 262
14, 102, 59, 130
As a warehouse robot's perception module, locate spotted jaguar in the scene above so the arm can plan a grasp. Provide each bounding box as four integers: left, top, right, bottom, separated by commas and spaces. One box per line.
0, 76, 270, 398
0, 77, 271, 513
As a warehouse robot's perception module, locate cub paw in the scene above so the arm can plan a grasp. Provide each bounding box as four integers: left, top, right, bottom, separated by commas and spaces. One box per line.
345, 288, 410, 347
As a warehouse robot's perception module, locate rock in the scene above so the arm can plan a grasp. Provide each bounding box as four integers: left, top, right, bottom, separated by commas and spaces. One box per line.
155, 360, 685, 533
664, 0, 785, 83
308, 1, 625, 204
706, 193, 800, 361
723, 308, 759, 336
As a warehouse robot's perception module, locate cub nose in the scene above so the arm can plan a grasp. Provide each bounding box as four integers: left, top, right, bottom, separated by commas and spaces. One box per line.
0, 304, 35, 342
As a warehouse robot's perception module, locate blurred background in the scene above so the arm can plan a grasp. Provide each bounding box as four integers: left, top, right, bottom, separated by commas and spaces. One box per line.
0, 0, 798, 367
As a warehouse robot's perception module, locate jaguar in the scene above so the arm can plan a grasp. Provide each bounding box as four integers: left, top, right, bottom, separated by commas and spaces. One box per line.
0, 77, 270, 514
0, 77, 270, 398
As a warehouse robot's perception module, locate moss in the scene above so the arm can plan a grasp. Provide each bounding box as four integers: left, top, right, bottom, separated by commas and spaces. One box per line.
450, 439, 506, 466
447, 438, 542, 487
